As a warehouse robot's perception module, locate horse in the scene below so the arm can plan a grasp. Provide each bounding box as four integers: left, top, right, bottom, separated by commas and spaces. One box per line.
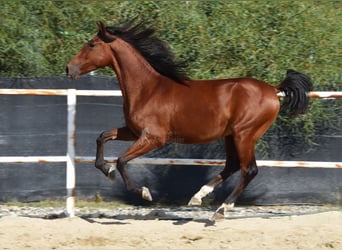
66, 19, 312, 220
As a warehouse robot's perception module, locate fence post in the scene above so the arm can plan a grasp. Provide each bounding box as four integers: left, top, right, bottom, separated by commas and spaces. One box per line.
66, 89, 76, 217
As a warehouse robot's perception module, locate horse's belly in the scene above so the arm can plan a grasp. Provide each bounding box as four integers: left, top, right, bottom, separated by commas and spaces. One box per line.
168, 120, 229, 144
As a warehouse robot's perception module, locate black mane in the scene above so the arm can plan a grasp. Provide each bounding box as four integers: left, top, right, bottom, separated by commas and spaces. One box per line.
101, 19, 190, 84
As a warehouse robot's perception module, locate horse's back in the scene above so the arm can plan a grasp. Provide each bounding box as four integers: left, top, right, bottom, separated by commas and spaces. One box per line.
186, 77, 279, 115
228, 77, 279, 108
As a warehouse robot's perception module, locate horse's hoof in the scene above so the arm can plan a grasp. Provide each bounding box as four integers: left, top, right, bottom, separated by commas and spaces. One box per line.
187, 196, 202, 206
142, 186, 153, 201
107, 164, 116, 182
212, 208, 225, 221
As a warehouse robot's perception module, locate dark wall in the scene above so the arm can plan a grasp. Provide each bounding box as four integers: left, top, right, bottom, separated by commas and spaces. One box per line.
0, 76, 341, 205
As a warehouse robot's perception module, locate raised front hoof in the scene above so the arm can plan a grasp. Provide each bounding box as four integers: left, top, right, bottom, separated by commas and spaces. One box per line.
106, 164, 116, 182
187, 196, 202, 206
142, 186, 153, 201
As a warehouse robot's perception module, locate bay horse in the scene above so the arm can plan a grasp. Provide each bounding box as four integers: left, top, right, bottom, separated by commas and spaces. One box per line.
66, 19, 312, 220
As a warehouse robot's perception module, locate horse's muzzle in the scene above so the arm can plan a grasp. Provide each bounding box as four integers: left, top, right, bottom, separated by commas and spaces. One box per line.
66, 64, 80, 80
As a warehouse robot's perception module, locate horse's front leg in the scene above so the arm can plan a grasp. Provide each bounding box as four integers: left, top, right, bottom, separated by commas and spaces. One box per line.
95, 126, 137, 180
116, 129, 164, 201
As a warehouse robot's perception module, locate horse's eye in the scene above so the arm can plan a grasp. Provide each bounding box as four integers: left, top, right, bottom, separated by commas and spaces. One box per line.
88, 43, 95, 48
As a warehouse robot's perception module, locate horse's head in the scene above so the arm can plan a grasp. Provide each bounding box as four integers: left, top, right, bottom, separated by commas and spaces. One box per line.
66, 22, 116, 80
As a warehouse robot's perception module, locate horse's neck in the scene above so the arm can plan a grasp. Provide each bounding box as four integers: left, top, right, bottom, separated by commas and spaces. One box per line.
110, 39, 160, 99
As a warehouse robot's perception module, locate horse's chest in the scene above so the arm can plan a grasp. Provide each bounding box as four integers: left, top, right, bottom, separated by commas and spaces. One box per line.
124, 110, 163, 136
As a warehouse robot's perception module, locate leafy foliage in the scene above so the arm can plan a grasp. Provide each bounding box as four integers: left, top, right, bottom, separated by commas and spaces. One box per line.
1, 1, 340, 83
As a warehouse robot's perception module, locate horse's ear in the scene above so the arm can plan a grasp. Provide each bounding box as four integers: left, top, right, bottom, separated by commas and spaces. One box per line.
97, 21, 106, 32
96, 21, 114, 43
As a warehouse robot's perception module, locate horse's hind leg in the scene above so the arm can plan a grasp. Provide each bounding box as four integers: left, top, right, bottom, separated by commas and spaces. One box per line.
188, 135, 240, 206
213, 136, 258, 220
95, 126, 137, 180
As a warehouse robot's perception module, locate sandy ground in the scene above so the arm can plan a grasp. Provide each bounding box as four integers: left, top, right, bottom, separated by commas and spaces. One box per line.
0, 211, 341, 250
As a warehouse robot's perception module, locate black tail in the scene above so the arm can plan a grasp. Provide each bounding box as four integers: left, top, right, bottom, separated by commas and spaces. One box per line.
277, 69, 313, 115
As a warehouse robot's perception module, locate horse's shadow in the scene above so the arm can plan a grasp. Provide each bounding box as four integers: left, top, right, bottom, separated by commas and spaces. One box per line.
80, 209, 216, 227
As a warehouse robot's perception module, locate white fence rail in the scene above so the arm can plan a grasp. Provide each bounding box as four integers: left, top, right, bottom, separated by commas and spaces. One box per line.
0, 155, 341, 168
0, 89, 341, 217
